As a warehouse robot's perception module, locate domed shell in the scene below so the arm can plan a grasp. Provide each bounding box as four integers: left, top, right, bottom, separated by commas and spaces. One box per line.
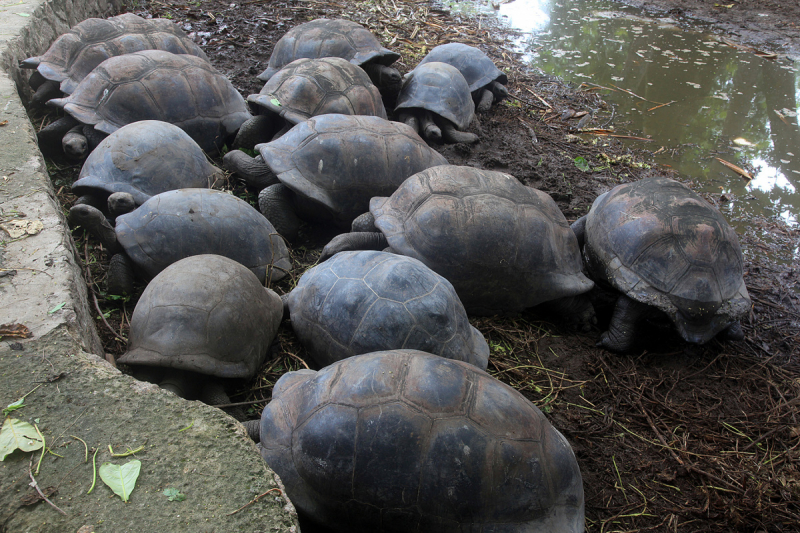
286, 251, 490, 369
259, 349, 585, 532
23, 13, 208, 95
394, 62, 475, 130
248, 57, 386, 126
114, 188, 291, 284
47, 50, 251, 154
583, 176, 750, 342
417, 43, 507, 94
72, 120, 222, 207
370, 165, 593, 315
257, 18, 400, 82
118, 255, 283, 379
255, 114, 448, 227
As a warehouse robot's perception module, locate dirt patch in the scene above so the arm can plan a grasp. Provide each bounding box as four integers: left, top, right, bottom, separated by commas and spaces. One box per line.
28, 0, 800, 531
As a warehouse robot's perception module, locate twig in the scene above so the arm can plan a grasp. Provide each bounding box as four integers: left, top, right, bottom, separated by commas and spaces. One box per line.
29, 458, 67, 516
212, 398, 271, 408
647, 100, 676, 112
225, 488, 282, 516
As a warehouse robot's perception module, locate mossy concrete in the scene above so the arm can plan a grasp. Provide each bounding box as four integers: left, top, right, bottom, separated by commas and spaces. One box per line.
0, 1, 299, 531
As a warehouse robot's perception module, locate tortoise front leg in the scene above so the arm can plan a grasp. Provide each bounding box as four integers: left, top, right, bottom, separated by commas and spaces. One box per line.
398, 110, 420, 136
242, 419, 261, 442
571, 215, 587, 250
439, 121, 479, 144
489, 80, 508, 102
259, 183, 301, 242
107, 253, 135, 296
719, 321, 744, 341
30, 80, 61, 106
475, 88, 494, 113
599, 294, 649, 352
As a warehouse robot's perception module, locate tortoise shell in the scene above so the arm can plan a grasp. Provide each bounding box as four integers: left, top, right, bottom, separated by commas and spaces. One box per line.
118, 255, 283, 379
248, 57, 386, 125
22, 13, 208, 95
370, 165, 593, 315
259, 349, 584, 532
114, 189, 291, 285
255, 113, 448, 227
47, 50, 251, 154
257, 18, 400, 82
417, 43, 507, 95
72, 120, 221, 208
583, 176, 750, 342
394, 62, 475, 130
286, 251, 490, 369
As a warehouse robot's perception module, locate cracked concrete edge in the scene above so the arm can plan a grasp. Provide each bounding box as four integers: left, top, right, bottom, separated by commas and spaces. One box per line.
0, 0, 124, 356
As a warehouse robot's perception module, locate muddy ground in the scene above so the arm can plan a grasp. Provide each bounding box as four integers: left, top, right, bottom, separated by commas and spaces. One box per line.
31, 0, 800, 531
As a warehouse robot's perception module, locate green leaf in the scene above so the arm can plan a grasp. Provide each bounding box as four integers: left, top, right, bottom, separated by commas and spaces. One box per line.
163, 487, 186, 501
0, 418, 43, 460
99, 459, 141, 502
573, 156, 590, 172
48, 302, 66, 314
16, 12, 30, 16
269, 98, 281, 107
3, 399, 24, 417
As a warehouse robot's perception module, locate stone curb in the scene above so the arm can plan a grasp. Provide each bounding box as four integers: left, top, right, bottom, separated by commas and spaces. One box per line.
0, 1, 298, 531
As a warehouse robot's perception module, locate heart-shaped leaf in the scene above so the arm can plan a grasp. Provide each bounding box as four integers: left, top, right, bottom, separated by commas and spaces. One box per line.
99, 459, 141, 502
0, 418, 43, 460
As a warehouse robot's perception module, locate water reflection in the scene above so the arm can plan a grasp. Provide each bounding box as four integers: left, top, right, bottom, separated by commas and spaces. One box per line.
446, 0, 800, 226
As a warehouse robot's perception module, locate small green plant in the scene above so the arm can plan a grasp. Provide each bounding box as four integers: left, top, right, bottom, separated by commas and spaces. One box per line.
163, 487, 186, 502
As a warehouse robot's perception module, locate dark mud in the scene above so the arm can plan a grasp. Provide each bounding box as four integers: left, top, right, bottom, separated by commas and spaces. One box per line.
35, 0, 800, 531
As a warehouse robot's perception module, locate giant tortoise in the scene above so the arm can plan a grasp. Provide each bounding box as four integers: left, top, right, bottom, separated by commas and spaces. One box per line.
395, 62, 477, 144
72, 120, 222, 212
322, 165, 595, 323
41, 50, 250, 158
234, 57, 387, 149
285, 251, 490, 370
257, 18, 401, 93
417, 43, 508, 113
21, 13, 207, 106
224, 114, 448, 241
257, 349, 585, 532
69, 188, 291, 295
118, 254, 282, 410
571, 176, 751, 352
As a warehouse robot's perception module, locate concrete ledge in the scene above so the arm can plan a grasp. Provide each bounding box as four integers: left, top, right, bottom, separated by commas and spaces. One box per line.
0, 2, 298, 530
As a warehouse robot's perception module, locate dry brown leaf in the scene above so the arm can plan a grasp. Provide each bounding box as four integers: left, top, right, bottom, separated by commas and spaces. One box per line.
0, 323, 33, 339
715, 157, 753, 180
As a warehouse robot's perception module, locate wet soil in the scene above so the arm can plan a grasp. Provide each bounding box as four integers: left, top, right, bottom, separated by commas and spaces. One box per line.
626, 0, 800, 59
36, 0, 800, 531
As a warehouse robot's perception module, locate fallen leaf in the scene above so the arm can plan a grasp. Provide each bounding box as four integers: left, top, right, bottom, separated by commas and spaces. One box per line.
716, 157, 753, 180
0, 418, 44, 460
99, 460, 141, 502
48, 303, 66, 314
0, 120, 8, 126
0, 323, 32, 339
0, 219, 43, 239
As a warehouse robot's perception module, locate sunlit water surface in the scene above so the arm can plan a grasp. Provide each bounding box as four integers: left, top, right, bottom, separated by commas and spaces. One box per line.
445, 0, 800, 230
